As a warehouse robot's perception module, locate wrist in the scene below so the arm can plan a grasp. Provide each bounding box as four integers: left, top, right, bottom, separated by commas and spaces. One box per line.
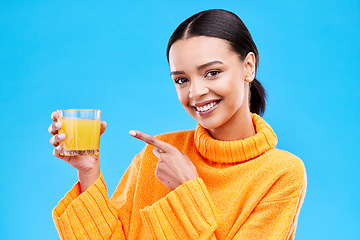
78, 166, 100, 193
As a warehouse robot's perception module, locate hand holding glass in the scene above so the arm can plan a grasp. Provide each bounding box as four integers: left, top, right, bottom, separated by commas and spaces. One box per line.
57, 109, 101, 156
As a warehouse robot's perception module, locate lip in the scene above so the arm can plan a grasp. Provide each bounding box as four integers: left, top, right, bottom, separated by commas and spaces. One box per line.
192, 99, 221, 117
190, 99, 221, 107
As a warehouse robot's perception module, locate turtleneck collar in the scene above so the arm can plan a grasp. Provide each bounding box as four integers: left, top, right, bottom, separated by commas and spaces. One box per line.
194, 113, 278, 163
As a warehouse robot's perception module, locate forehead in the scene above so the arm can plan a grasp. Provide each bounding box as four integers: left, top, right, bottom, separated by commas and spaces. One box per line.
168, 36, 236, 71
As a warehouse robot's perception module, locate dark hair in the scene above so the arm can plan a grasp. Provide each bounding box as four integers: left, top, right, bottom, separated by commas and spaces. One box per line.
166, 9, 266, 116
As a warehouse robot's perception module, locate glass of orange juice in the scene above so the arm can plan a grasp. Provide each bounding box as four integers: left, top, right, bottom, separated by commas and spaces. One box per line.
57, 109, 101, 156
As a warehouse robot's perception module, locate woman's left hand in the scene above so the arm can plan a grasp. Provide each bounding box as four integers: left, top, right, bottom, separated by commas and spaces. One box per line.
129, 130, 199, 190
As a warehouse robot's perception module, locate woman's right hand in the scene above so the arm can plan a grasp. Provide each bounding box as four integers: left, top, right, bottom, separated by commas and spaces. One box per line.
48, 111, 107, 192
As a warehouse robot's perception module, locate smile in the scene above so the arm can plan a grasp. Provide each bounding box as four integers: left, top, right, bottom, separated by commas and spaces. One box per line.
191, 100, 221, 116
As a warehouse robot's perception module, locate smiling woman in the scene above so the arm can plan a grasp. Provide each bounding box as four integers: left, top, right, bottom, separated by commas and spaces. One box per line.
169, 36, 256, 141
50, 9, 307, 240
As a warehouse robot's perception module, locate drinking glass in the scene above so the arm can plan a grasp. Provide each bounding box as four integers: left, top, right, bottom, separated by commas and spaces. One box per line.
57, 109, 101, 156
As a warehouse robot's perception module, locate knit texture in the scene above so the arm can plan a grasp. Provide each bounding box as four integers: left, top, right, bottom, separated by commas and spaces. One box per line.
53, 113, 307, 239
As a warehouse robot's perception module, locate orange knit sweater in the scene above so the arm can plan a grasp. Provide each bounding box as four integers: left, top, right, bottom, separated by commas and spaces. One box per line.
53, 113, 307, 239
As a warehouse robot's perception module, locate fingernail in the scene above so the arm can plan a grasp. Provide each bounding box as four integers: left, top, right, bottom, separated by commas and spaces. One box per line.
129, 130, 136, 136
58, 133, 65, 139
55, 122, 62, 128
56, 145, 61, 151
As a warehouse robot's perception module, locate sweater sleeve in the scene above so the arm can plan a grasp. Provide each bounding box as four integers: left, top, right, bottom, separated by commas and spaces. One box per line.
234, 195, 305, 239
139, 177, 218, 240
232, 159, 307, 240
139, 159, 307, 240
52, 172, 127, 239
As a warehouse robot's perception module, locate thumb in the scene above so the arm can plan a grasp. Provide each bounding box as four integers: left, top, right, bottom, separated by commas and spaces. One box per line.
152, 147, 163, 159
100, 121, 107, 135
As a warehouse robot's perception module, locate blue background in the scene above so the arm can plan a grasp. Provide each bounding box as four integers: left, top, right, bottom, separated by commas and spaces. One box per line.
1, 0, 359, 239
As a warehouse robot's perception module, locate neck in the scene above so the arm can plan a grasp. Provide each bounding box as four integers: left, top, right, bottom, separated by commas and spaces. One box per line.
207, 107, 256, 141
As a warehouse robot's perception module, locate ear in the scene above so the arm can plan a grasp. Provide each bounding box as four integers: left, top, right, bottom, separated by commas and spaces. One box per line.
244, 52, 256, 82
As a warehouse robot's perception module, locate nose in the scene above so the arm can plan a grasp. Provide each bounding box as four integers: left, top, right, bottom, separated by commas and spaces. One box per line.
189, 79, 209, 99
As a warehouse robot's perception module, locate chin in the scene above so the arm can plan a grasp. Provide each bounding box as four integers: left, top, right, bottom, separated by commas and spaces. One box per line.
184, 107, 222, 130
195, 117, 225, 130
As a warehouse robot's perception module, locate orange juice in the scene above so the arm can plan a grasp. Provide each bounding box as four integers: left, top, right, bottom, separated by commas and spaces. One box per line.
58, 117, 101, 156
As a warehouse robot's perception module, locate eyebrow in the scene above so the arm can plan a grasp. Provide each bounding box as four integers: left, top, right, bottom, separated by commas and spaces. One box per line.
197, 60, 224, 70
170, 70, 185, 76
170, 60, 224, 76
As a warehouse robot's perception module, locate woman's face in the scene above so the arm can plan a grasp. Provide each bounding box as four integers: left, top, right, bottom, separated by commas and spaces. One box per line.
168, 36, 254, 131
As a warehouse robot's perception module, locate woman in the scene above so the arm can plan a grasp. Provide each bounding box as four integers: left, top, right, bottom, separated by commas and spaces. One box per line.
49, 9, 306, 239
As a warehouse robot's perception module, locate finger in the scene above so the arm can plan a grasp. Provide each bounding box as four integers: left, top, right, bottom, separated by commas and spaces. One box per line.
48, 121, 62, 135
51, 111, 59, 122
53, 145, 70, 162
53, 145, 62, 157
100, 121, 107, 135
50, 133, 65, 147
129, 130, 173, 152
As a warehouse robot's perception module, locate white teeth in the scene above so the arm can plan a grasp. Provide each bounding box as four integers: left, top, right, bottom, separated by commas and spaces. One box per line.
195, 101, 217, 112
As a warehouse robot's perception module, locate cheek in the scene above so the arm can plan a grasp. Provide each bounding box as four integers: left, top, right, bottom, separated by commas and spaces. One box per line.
176, 87, 189, 106
221, 82, 245, 107
232, 83, 246, 106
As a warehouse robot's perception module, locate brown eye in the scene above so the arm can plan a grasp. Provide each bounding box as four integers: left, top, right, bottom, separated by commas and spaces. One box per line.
205, 70, 220, 77
175, 77, 189, 85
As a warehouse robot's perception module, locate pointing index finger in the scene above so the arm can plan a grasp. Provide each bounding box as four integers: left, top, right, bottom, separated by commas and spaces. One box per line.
129, 130, 173, 152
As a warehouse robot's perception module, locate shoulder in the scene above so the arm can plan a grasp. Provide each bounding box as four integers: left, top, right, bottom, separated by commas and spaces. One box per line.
266, 148, 306, 175
154, 129, 195, 146
260, 148, 307, 200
